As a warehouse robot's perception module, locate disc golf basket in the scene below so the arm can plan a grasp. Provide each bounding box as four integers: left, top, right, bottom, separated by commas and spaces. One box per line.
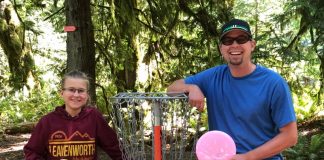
109, 92, 202, 160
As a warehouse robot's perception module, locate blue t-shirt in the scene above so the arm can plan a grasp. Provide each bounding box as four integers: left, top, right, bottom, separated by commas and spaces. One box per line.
185, 64, 296, 159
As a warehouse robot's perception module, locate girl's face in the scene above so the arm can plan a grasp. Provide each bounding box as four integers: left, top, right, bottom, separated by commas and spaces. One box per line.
60, 78, 89, 114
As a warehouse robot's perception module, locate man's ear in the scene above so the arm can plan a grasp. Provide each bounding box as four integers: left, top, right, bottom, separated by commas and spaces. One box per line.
219, 44, 224, 56
251, 40, 256, 51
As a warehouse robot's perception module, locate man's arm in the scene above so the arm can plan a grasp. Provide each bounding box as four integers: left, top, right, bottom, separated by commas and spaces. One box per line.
167, 79, 205, 111
230, 121, 298, 160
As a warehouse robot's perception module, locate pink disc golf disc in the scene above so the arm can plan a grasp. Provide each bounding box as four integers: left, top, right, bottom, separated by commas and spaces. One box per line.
196, 130, 236, 160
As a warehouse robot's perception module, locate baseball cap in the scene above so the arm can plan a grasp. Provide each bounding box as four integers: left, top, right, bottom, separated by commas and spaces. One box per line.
220, 19, 252, 39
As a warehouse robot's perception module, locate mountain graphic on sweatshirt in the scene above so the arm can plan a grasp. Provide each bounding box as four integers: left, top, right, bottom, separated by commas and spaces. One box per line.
48, 130, 96, 158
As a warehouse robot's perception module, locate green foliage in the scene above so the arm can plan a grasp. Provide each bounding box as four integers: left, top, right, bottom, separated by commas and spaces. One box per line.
283, 133, 324, 160
293, 92, 323, 121
95, 82, 118, 114
0, 88, 62, 132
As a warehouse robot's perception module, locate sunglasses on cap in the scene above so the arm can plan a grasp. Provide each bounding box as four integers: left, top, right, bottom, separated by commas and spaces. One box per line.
220, 35, 251, 46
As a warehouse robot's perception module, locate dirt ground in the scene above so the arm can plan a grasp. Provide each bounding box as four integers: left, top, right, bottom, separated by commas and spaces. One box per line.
0, 134, 29, 160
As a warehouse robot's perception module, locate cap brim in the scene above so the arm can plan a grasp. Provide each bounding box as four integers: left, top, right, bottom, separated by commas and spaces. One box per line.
220, 29, 251, 39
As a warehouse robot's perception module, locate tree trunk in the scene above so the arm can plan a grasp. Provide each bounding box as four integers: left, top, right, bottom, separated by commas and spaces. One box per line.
113, 0, 139, 93
65, 0, 96, 103
115, 36, 138, 92
4, 122, 36, 134
0, 0, 34, 90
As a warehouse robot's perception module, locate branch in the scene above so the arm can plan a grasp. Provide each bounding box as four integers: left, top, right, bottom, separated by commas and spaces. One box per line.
95, 83, 109, 114
43, 6, 65, 21
13, 0, 25, 48
94, 40, 114, 74
135, 17, 163, 35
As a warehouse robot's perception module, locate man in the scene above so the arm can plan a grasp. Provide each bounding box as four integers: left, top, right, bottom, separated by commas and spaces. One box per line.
167, 19, 298, 160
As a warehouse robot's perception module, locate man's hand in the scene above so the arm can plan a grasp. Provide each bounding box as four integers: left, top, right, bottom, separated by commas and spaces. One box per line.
187, 85, 205, 111
167, 79, 205, 111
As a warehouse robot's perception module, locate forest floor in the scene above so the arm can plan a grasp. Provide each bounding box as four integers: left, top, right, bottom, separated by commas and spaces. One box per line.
0, 118, 322, 160
0, 134, 28, 160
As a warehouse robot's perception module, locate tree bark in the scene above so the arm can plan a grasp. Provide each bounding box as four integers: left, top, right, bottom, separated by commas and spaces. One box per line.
112, 0, 139, 92
65, 0, 96, 103
0, 0, 34, 90
4, 122, 36, 134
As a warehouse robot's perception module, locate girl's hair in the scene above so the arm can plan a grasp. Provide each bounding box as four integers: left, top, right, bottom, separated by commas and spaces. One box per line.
61, 70, 90, 90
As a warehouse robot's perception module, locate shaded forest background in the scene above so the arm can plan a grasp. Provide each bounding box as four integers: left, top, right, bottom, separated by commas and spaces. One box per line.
0, 0, 323, 159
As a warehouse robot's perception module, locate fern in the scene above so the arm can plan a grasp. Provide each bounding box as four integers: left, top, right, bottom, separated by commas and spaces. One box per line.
283, 133, 324, 160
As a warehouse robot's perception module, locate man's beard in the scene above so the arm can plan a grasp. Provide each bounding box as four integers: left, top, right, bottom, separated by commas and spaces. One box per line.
229, 57, 243, 65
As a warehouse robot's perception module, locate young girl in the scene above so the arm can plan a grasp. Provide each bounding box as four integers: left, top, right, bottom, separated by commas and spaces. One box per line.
24, 70, 123, 160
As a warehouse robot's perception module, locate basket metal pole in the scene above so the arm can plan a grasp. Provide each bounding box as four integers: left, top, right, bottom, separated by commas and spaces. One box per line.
153, 101, 162, 160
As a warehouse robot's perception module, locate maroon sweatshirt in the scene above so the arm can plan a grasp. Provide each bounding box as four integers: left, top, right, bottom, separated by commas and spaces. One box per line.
24, 105, 123, 160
